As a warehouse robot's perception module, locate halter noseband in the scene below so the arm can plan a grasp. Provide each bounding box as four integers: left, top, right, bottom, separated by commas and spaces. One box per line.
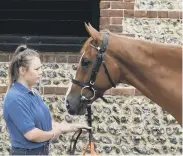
72, 33, 116, 102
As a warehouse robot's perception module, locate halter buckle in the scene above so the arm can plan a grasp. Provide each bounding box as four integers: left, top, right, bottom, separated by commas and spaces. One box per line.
90, 81, 95, 85
97, 47, 100, 51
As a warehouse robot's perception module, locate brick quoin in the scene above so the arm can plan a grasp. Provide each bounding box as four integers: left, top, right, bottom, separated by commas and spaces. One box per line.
100, 17, 110, 25
100, 1, 110, 9
100, 0, 181, 39
101, 10, 124, 17
111, 2, 134, 9
124, 10, 134, 17
111, 17, 123, 25
108, 25, 123, 33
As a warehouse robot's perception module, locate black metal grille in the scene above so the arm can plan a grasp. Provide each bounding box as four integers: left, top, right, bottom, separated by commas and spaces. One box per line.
0, 0, 99, 52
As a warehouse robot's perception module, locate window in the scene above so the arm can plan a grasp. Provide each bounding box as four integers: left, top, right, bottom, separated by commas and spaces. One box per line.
0, 0, 99, 52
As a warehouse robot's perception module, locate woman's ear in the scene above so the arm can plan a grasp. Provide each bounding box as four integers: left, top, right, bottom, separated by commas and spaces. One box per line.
19, 66, 26, 76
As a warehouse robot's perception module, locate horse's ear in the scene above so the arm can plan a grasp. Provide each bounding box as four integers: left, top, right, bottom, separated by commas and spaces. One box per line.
85, 23, 102, 42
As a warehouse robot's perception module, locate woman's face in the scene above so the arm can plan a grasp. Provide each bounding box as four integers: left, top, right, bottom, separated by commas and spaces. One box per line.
22, 56, 42, 87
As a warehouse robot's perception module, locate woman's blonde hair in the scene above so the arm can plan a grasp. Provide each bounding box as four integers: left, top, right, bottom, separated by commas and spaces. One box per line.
8, 45, 40, 89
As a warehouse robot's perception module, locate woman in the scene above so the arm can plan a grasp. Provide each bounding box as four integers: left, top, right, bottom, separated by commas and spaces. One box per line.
3, 45, 90, 155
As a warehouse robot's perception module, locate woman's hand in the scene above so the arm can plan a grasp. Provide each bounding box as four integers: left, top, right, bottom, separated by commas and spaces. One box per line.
59, 123, 91, 134
51, 122, 91, 141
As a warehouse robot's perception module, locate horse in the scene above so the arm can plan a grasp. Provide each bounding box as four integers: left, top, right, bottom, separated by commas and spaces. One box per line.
65, 23, 182, 125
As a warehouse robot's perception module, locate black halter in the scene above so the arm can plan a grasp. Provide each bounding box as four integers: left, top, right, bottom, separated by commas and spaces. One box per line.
69, 33, 116, 155
72, 33, 116, 103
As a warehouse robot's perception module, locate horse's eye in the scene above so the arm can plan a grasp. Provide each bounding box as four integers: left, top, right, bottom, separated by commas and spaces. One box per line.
81, 59, 91, 68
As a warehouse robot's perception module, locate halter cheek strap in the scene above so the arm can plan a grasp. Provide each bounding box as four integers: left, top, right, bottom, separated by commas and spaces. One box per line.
100, 33, 109, 52
89, 33, 115, 87
72, 33, 116, 102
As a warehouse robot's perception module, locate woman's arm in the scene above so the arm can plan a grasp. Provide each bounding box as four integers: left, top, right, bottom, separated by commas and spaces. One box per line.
24, 128, 56, 142
24, 122, 91, 143
24, 122, 62, 142
24, 121, 62, 142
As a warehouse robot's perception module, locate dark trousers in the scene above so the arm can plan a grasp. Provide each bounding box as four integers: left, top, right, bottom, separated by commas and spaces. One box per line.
10, 143, 49, 155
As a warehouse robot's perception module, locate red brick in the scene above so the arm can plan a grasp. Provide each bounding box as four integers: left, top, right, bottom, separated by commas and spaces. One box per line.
39, 54, 44, 62
43, 54, 56, 63
101, 10, 123, 17
55, 54, 68, 63
0, 54, 9, 62
158, 11, 168, 18
100, 25, 110, 31
124, 0, 135, 2
134, 11, 147, 18
109, 25, 123, 33
100, 17, 110, 25
147, 11, 157, 18
0, 86, 8, 93
180, 12, 182, 19
124, 10, 134, 18
100, 24, 123, 32
111, 17, 123, 24
68, 55, 80, 63
111, 88, 135, 96
135, 89, 143, 96
40, 87, 44, 94
100, 2, 110, 9
44, 87, 55, 94
55, 87, 67, 95
168, 11, 180, 19
121, 33, 135, 38
111, 2, 134, 9
9, 54, 13, 60
104, 89, 112, 95
100, 0, 124, 2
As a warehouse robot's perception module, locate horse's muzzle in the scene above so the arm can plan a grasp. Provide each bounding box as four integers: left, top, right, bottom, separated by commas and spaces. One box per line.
65, 99, 75, 115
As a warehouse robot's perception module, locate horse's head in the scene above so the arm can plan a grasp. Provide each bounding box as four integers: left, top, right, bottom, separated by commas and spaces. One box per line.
65, 23, 122, 115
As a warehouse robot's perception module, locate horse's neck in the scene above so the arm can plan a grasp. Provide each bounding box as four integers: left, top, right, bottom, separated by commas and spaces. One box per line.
108, 35, 182, 124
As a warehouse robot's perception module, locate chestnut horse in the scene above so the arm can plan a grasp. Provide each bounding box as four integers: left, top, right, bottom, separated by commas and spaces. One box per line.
65, 23, 182, 125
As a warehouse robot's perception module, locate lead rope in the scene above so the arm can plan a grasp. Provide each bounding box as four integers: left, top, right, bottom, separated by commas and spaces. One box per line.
69, 104, 99, 156
69, 129, 83, 155
82, 104, 99, 156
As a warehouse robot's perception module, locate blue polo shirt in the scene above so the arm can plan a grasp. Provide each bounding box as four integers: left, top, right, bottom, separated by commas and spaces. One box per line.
3, 82, 52, 149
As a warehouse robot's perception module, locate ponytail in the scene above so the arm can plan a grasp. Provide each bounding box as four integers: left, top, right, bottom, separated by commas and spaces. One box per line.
14, 45, 27, 55
7, 45, 39, 90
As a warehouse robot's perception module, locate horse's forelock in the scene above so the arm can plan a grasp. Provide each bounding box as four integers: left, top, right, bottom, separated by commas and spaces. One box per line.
80, 37, 93, 54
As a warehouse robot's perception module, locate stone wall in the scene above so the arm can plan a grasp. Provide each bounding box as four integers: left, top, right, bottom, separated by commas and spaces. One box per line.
0, 0, 182, 155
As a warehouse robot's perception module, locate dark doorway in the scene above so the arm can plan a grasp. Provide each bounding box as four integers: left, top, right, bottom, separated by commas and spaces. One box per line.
0, 0, 100, 52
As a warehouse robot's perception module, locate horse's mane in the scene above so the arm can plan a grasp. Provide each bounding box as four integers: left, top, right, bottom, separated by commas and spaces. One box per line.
80, 29, 181, 55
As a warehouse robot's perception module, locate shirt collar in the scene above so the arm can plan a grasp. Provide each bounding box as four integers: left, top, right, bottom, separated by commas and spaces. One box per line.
13, 82, 35, 95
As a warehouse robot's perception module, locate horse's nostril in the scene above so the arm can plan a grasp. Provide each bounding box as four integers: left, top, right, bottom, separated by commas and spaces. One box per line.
66, 100, 70, 109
